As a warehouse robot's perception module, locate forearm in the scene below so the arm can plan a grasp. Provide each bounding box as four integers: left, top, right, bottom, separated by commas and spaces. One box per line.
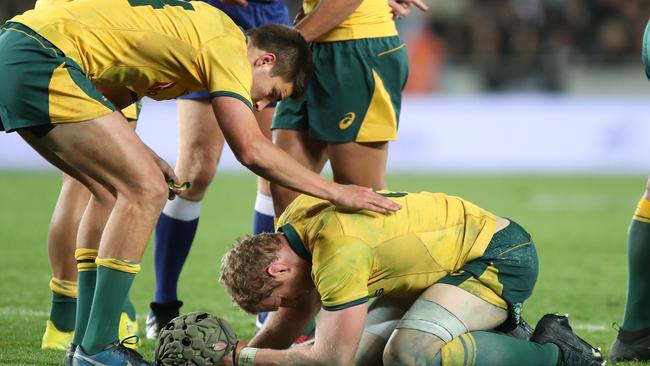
240, 135, 337, 203
295, 0, 363, 41
250, 298, 320, 349
228, 346, 323, 366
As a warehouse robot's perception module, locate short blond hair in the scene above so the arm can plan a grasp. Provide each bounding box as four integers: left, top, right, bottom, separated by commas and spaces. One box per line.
219, 233, 284, 313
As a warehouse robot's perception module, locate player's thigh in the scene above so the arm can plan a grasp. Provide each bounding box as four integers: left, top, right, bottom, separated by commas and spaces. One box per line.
20, 112, 167, 203
328, 141, 388, 189
384, 283, 507, 364
176, 98, 225, 199
254, 107, 275, 195
356, 296, 408, 366
270, 129, 328, 214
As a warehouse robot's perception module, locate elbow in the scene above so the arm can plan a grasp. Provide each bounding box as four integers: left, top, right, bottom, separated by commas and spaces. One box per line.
235, 143, 263, 170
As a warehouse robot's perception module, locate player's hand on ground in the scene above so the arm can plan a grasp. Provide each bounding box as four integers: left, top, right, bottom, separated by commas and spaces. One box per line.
220, 0, 248, 7
332, 185, 402, 213
389, 0, 428, 18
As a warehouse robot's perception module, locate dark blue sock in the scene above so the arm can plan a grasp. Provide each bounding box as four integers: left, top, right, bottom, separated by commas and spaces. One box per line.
153, 198, 201, 304
253, 211, 274, 234
253, 193, 275, 329
253, 193, 275, 234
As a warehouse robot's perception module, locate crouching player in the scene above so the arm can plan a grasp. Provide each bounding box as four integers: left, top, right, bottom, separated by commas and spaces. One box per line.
216, 192, 605, 365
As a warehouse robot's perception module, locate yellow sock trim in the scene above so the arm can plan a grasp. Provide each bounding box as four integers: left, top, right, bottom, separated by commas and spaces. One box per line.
75, 248, 98, 272
49, 277, 78, 298
96, 257, 141, 274
74, 248, 98, 261
634, 198, 650, 224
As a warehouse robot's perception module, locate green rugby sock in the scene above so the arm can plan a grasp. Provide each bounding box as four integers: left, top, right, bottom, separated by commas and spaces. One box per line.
122, 296, 136, 321
622, 198, 650, 331
433, 331, 559, 366
81, 259, 139, 355
50, 292, 77, 332
73, 249, 98, 346
48, 277, 78, 332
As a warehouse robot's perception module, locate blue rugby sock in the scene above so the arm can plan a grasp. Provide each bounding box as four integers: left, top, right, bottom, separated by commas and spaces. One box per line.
153, 197, 201, 304
253, 192, 275, 330
253, 192, 275, 234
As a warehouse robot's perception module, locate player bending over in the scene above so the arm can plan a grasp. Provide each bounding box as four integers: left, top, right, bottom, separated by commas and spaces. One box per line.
0, 1, 398, 365
209, 191, 605, 366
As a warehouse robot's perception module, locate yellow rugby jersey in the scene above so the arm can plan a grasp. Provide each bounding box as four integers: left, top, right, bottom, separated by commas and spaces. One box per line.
11, 0, 253, 108
303, 0, 397, 41
34, 0, 72, 10
276, 191, 497, 311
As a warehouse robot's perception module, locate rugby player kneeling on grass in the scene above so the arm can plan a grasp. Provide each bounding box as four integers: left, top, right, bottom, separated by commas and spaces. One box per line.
212, 191, 605, 366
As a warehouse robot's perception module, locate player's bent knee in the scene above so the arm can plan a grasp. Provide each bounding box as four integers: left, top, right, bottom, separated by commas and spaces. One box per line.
122, 176, 168, 211
182, 166, 217, 200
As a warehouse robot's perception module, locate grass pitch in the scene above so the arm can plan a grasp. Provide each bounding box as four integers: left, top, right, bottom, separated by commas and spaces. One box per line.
0, 171, 648, 365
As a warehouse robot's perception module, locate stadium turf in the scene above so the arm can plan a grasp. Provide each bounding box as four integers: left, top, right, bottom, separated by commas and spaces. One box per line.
0, 171, 648, 365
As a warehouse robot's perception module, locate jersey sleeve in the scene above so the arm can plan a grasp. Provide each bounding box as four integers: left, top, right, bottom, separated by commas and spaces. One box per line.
312, 236, 373, 311
195, 36, 253, 110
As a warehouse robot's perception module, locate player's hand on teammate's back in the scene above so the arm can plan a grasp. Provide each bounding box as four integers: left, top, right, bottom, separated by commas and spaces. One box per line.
219, 0, 249, 7
332, 185, 402, 214
389, 0, 428, 18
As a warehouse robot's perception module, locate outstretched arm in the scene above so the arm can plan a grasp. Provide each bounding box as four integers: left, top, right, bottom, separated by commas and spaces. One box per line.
211, 97, 401, 214
222, 304, 368, 366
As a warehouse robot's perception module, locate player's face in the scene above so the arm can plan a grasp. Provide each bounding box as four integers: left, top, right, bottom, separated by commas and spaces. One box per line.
251, 67, 294, 111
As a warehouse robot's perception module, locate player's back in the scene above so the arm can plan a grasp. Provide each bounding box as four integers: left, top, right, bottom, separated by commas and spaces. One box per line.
10, 0, 251, 100
280, 191, 497, 272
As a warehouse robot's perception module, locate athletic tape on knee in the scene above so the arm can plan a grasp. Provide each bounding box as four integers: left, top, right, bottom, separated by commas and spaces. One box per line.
396, 300, 468, 343
364, 302, 404, 341
75, 248, 98, 271
49, 277, 78, 298
162, 196, 201, 221
254, 193, 275, 217
366, 319, 401, 341
95, 257, 141, 274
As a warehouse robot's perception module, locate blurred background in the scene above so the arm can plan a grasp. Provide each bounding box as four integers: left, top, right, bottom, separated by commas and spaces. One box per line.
1, 0, 649, 173
1, 3, 648, 363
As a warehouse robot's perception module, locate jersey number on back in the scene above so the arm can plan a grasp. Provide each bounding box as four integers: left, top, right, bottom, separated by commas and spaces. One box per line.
128, 0, 194, 11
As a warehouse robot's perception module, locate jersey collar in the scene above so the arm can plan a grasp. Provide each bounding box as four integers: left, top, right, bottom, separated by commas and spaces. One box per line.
279, 224, 311, 262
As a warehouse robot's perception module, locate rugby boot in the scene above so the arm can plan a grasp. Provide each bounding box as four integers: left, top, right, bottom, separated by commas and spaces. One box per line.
610, 326, 650, 362
531, 314, 605, 366
118, 312, 139, 349
41, 320, 74, 350
64, 343, 77, 366
73, 337, 151, 366
496, 317, 535, 341
145, 300, 182, 340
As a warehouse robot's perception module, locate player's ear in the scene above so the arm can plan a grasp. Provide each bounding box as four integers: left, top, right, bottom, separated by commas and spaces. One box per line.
267, 263, 289, 277
254, 52, 276, 67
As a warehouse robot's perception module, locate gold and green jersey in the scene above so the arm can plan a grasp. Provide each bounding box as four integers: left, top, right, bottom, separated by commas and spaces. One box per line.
303, 0, 397, 42
11, 0, 252, 107
276, 191, 497, 311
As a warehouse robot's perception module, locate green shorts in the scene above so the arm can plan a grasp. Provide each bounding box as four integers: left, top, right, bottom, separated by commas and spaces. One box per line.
438, 219, 539, 328
0, 22, 115, 133
272, 36, 408, 143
